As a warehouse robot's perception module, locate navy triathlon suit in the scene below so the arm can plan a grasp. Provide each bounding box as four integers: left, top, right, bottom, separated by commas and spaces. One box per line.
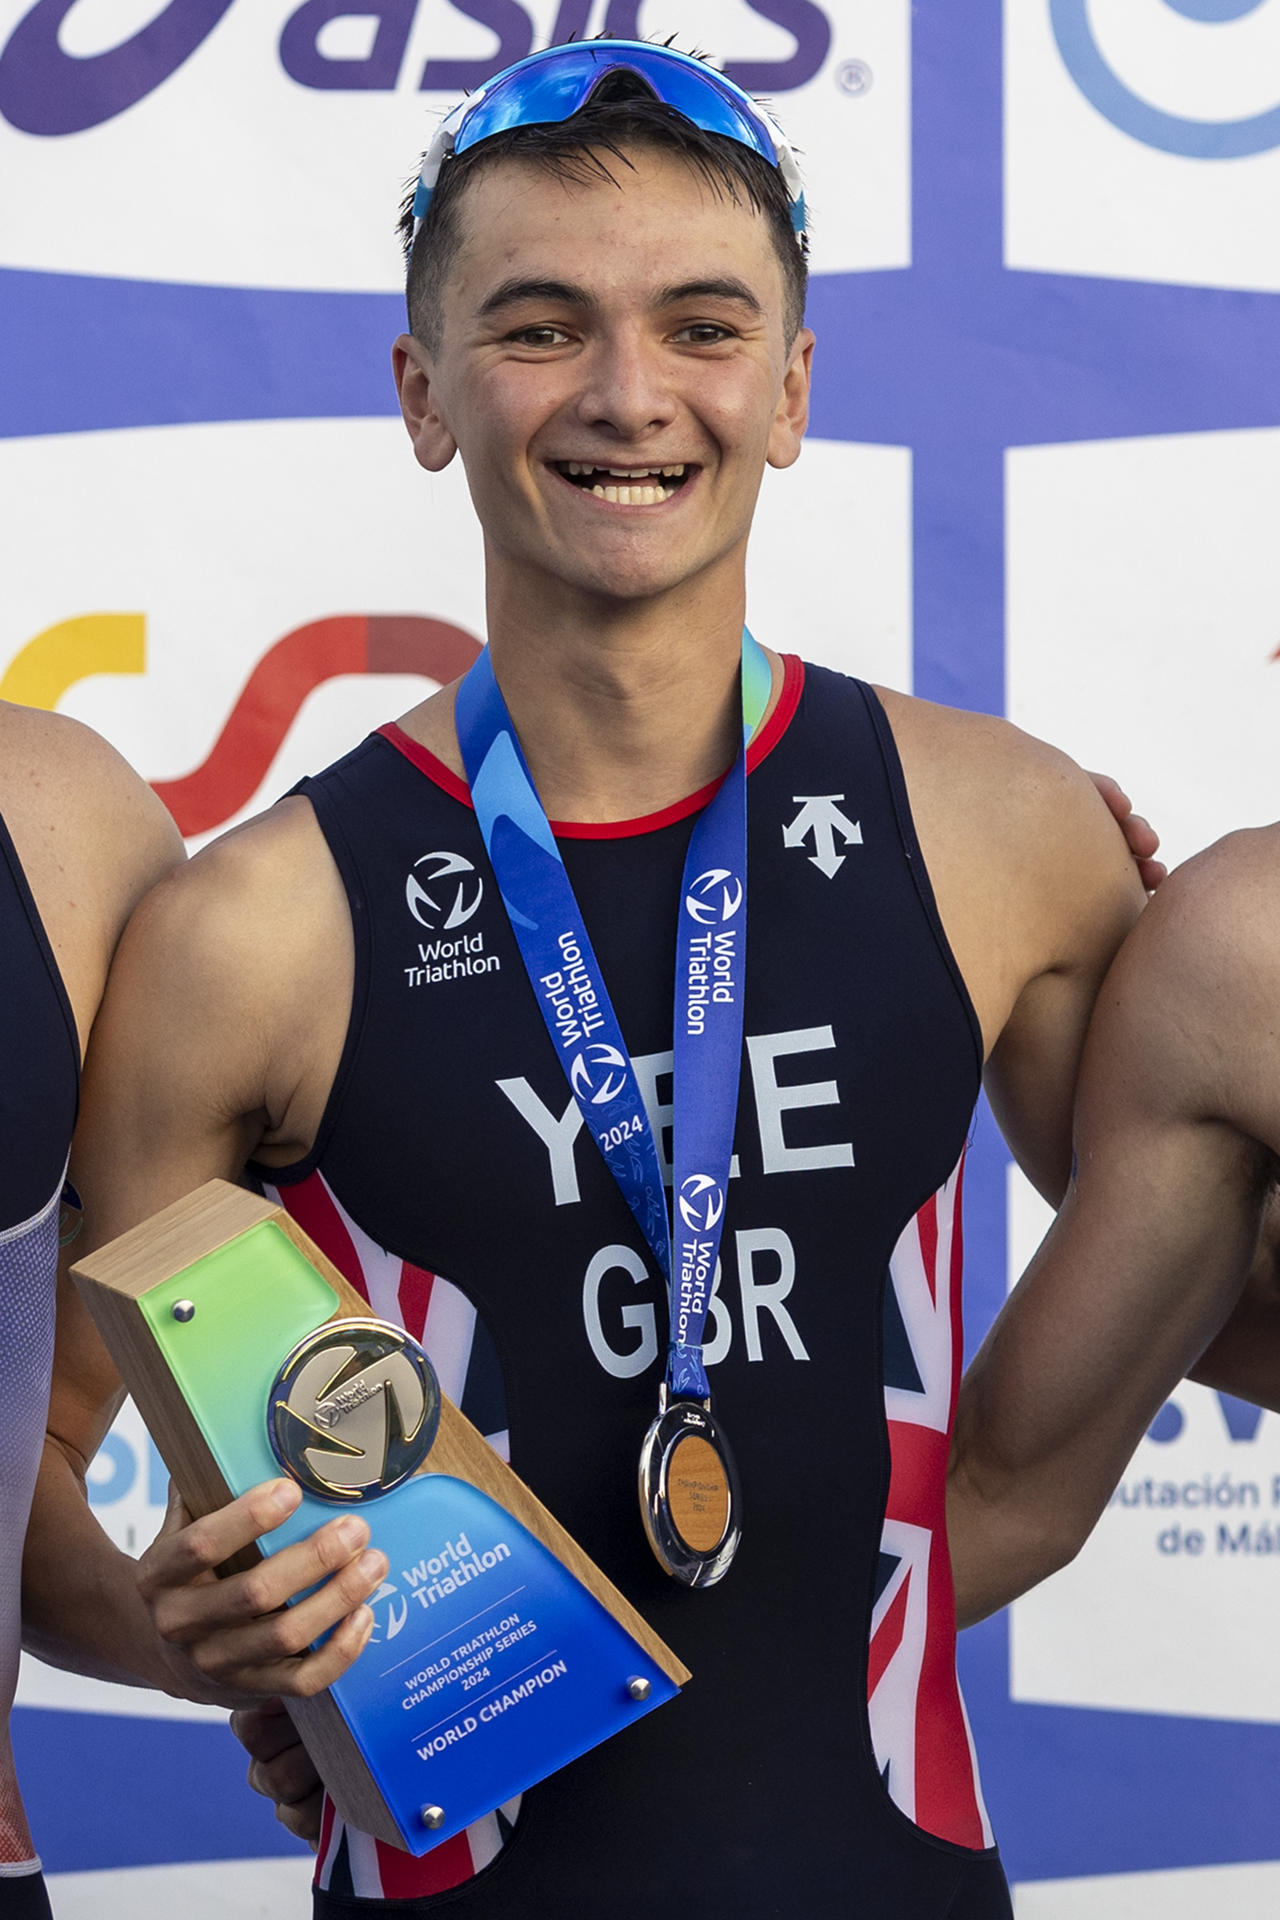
254, 659, 1012, 1918
0, 806, 79, 1920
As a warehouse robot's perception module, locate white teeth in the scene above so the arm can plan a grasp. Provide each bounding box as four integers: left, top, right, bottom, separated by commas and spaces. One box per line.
590, 483, 665, 505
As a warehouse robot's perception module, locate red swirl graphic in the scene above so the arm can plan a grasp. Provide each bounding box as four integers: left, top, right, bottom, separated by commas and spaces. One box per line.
151, 614, 481, 837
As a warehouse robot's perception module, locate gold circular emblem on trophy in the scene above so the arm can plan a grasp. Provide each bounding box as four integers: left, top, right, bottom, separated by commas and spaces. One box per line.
267, 1318, 440, 1503
666, 1435, 731, 1552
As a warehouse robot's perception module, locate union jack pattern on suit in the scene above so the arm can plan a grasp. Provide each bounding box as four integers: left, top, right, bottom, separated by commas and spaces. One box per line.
869, 1150, 994, 1850
265, 1171, 519, 1900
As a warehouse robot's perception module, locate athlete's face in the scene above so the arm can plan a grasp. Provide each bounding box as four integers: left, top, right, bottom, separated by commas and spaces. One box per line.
393, 146, 813, 615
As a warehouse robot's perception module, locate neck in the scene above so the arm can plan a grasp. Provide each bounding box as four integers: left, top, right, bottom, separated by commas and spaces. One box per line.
400, 567, 780, 824
397, 560, 782, 825
486, 599, 752, 824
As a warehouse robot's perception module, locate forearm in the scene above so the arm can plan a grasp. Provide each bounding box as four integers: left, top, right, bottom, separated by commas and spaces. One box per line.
22, 1436, 177, 1694
948, 1411, 1094, 1629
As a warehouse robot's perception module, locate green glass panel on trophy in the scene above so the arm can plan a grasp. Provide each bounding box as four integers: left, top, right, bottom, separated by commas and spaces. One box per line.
138, 1220, 342, 1553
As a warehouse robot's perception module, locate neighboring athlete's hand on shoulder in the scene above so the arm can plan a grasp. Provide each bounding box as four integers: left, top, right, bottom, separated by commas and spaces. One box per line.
1087, 771, 1167, 891
138, 1478, 387, 1706
231, 1697, 323, 1847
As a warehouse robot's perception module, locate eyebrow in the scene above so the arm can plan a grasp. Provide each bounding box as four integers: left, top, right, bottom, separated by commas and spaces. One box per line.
474, 275, 766, 322
655, 278, 764, 315
476, 278, 597, 320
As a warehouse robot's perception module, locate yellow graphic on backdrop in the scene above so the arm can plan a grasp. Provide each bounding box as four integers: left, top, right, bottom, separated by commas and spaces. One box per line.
0, 613, 146, 710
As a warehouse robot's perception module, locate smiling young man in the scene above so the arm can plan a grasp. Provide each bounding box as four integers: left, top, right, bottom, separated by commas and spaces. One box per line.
40, 40, 1157, 1920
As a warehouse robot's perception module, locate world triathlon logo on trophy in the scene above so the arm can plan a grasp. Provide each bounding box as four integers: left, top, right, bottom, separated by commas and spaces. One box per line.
72, 1182, 688, 1856
268, 1321, 441, 1503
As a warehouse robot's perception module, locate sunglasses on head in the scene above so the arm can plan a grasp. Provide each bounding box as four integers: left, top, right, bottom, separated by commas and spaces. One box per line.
411, 39, 806, 243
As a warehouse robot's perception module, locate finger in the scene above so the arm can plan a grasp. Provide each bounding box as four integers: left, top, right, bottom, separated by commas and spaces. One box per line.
247, 1742, 322, 1809
137, 1479, 302, 1603
150, 1512, 373, 1645
181, 1572, 382, 1697
1121, 811, 1160, 859
1086, 771, 1127, 819
284, 1599, 378, 1698
230, 1698, 301, 1765
1138, 856, 1168, 892
227, 1600, 376, 1703
275, 1788, 324, 1848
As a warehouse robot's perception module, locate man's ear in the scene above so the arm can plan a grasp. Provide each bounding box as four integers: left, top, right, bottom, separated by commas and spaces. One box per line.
392, 333, 458, 473
766, 326, 815, 472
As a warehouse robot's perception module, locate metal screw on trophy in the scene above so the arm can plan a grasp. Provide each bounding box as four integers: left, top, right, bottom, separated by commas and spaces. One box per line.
170, 1300, 195, 1322
420, 1805, 446, 1830
626, 1677, 652, 1702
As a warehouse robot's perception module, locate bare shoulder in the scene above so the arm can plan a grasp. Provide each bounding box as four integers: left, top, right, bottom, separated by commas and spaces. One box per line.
0, 704, 184, 1041
125, 794, 341, 1001
0, 702, 181, 896
870, 687, 1142, 1055
872, 685, 1102, 831
108, 794, 352, 1163
1103, 826, 1280, 1061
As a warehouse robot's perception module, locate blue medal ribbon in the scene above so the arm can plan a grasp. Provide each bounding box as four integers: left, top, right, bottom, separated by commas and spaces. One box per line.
454, 632, 770, 1407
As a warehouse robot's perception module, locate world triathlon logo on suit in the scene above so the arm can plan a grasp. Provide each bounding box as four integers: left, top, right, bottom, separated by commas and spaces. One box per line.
403, 850, 499, 989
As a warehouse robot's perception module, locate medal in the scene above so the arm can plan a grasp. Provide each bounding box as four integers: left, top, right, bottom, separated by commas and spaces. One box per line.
639, 1388, 742, 1588
455, 633, 771, 1587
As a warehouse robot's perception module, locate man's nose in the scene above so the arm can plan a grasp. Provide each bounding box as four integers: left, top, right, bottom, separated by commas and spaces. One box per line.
572, 331, 679, 439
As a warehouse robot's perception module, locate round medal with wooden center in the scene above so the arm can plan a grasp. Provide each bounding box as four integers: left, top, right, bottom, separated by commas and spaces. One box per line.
638, 1395, 742, 1587
666, 1434, 731, 1552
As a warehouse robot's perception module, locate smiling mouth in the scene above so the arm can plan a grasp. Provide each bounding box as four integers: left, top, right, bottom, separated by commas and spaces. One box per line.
552, 461, 691, 505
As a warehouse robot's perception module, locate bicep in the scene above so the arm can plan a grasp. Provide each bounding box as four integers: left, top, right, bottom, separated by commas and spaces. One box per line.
984, 780, 1146, 1204
960, 887, 1273, 1525
71, 869, 271, 1254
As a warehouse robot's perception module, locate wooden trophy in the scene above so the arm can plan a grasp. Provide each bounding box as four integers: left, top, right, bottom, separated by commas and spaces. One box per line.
73, 1181, 688, 1854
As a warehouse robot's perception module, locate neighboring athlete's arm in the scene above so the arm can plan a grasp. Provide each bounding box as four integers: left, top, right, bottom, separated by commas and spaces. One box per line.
979, 742, 1148, 1206
949, 834, 1279, 1627
23, 811, 388, 1705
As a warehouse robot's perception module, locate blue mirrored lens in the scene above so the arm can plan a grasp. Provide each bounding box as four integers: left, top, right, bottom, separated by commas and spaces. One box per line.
452, 43, 779, 167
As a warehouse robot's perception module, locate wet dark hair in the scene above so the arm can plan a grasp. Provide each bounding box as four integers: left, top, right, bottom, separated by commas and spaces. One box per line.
398, 75, 808, 353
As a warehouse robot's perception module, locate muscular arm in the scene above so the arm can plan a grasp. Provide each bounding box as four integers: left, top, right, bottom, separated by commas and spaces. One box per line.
23, 803, 386, 1703
980, 750, 1148, 1204
949, 832, 1280, 1626
884, 693, 1148, 1202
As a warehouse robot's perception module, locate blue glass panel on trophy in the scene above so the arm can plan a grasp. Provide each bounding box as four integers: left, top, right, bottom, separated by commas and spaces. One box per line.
329, 1475, 678, 1853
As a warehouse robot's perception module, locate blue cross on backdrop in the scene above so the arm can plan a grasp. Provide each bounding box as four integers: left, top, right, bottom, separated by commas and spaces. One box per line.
7, 0, 1280, 1886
